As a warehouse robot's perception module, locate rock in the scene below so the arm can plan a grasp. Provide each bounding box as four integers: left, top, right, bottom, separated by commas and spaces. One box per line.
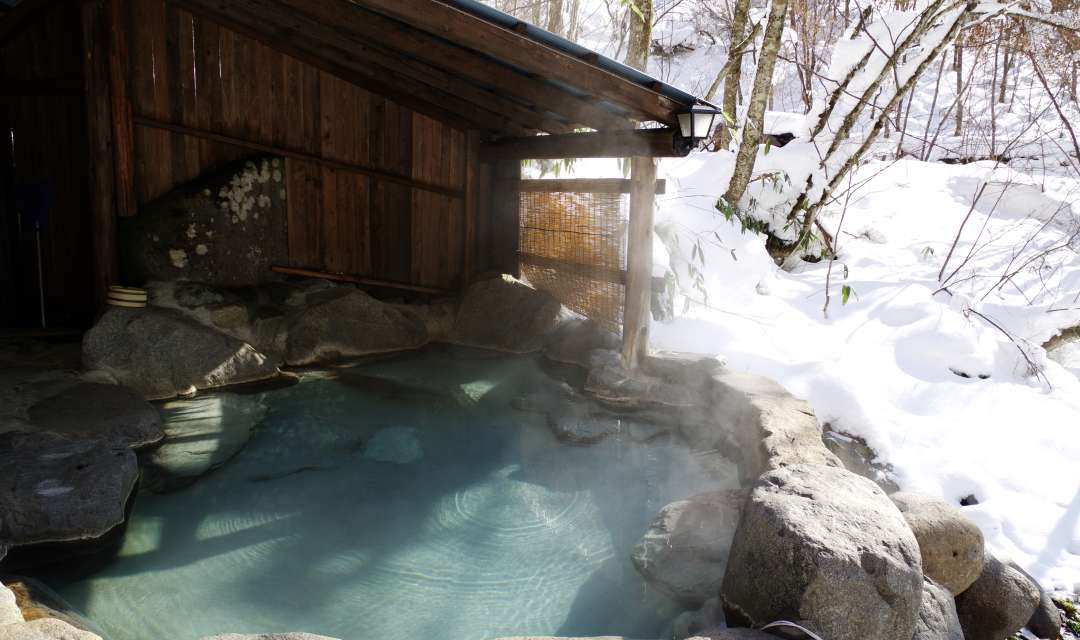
119, 156, 288, 287
1, 577, 104, 637
584, 349, 698, 409
821, 429, 899, 493
0, 583, 22, 625
210, 304, 250, 330
707, 370, 841, 481
200, 635, 339, 640
913, 578, 963, 640
890, 492, 984, 594
450, 275, 562, 353
27, 382, 164, 449
720, 464, 923, 640
0, 431, 137, 549
284, 289, 428, 366
83, 306, 279, 400
954, 554, 1040, 640
543, 318, 619, 367
142, 393, 267, 493
0, 618, 101, 639
1027, 586, 1064, 639
633, 490, 746, 606
547, 410, 622, 445
672, 597, 725, 639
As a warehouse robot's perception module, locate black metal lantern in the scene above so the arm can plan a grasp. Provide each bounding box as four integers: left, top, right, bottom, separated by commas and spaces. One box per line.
677, 103, 722, 145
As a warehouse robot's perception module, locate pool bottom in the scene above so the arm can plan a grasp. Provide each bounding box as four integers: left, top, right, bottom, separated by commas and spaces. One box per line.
51, 347, 736, 640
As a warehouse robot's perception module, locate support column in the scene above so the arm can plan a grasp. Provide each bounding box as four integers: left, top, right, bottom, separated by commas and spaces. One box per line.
82, 0, 119, 310
622, 156, 656, 368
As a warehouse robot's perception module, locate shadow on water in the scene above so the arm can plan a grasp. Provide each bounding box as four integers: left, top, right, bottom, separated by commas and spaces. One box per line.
48, 346, 729, 640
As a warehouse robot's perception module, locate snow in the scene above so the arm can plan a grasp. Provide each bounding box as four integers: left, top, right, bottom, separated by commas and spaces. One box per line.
646, 151, 1080, 592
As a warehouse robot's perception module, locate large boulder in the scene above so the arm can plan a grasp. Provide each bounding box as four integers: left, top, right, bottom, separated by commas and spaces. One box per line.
1027, 587, 1064, 639
284, 289, 428, 365
0, 618, 101, 639
954, 554, 1040, 640
890, 492, 984, 594
27, 382, 163, 449
720, 464, 923, 640
119, 156, 288, 288
543, 318, 619, 368
142, 393, 268, 493
913, 578, 963, 640
450, 276, 562, 353
0, 432, 137, 553
83, 307, 279, 400
632, 490, 746, 606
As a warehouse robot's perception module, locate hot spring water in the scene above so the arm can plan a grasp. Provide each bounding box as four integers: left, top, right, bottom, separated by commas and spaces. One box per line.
51, 347, 737, 640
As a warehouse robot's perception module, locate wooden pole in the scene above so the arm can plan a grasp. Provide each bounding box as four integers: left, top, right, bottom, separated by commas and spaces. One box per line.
622, 156, 656, 368
82, 0, 119, 311
106, 0, 136, 217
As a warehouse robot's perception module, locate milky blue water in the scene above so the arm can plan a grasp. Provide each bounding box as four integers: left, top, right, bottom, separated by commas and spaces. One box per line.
54, 347, 733, 640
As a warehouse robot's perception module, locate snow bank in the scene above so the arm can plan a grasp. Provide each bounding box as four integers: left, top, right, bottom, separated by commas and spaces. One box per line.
646, 151, 1080, 591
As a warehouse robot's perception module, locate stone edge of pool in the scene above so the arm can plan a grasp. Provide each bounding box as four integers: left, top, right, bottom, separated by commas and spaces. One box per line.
0, 273, 1042, 640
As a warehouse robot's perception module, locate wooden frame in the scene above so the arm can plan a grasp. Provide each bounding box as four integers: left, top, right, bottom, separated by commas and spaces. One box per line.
519, 178, 666, 194
622, 157, 657, 367
481, 129, 691, 161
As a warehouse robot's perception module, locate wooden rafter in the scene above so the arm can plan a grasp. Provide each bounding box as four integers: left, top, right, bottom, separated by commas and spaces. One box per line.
169, 0, 529, 136
350, 0, 682, 125
283, 0, 630, 132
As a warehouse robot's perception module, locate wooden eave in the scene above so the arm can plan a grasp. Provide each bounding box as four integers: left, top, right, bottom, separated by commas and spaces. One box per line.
165, 0, 688, 137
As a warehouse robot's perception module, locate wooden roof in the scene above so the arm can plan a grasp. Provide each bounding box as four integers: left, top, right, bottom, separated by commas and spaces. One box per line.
164, 0, 704, 137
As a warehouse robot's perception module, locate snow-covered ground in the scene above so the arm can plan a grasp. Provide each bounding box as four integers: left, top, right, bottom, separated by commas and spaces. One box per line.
543, 150, 1080, 592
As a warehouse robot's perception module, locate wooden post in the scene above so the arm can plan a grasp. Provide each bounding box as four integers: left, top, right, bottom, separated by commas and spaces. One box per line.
490, 160, 521, 277
622, 156, 656, 368
462, 130, 480, 286
106, 0, 136, 217
82, 0, 119, 310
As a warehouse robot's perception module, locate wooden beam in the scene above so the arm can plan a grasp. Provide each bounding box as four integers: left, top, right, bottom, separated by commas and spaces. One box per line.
81, 0, 118, 310
271, 266, 447, 295
519, 178, 666, 194
276, 0, 628, 132
480, 129, 690, 161
622, 157, 656, 368
169, 0, 526, 136
105, 0, 136, 218
353, 0, 681, 125
133, 115, 465, 199
519, 252, 626, 285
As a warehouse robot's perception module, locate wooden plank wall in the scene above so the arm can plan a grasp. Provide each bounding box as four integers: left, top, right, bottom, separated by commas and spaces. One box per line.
125, 0, 469, 290
0, 2, 93, 327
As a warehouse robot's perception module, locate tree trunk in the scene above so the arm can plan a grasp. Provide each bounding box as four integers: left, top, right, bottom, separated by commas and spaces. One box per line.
624, 0, 653, 72
721, 0, 789, 209
718, 0, 752, 147
546, 0, 565, 37
954, 43, 963, 136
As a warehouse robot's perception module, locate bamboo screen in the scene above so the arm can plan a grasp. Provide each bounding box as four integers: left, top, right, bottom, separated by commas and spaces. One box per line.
519, 190, 628, 333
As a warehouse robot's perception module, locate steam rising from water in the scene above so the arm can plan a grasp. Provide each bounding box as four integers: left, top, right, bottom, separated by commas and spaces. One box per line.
54, 347, 736, 640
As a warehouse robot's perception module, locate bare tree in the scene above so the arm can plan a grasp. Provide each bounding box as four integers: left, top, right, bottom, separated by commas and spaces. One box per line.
721, 0, 791, 209
625, 0, 654, 71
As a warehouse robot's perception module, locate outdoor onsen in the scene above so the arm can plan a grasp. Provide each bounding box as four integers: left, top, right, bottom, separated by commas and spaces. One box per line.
46, 346, 741, 640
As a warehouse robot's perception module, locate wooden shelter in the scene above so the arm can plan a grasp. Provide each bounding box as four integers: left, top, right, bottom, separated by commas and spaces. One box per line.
0, 0, 712, 363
